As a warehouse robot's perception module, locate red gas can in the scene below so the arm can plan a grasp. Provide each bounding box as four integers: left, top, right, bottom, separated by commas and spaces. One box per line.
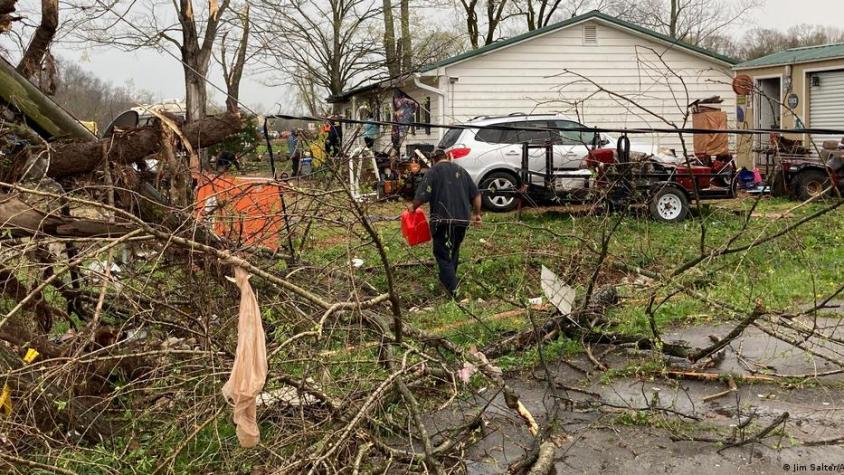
401, 209, 431, 246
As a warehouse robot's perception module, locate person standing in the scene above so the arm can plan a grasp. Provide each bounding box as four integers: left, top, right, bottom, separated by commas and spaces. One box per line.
325, 116, 343, 157
362, 115, 379, 150
409, 150, 482, 297
287, 128, 300, 176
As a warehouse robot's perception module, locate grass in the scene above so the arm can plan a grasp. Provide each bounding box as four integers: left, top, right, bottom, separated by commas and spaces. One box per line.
300, 194, 844, 372
18, 193, 844, 473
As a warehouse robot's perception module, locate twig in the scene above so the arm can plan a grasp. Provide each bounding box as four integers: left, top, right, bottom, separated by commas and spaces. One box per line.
719, 412, 789, 452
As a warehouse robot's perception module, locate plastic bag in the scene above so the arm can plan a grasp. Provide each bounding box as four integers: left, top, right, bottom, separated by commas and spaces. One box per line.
221, 267, 268, 448
401, 209, 431, 246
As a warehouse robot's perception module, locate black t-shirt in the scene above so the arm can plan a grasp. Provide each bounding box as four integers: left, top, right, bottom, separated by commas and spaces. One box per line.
414, 161, 479, 228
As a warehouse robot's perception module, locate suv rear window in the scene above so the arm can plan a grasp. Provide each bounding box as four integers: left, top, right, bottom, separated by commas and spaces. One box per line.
438, 128, 463, 149
474, 121, 553, 144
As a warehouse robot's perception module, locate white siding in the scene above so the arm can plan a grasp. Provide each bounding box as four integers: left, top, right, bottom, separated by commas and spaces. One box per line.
440, 19, 736, 152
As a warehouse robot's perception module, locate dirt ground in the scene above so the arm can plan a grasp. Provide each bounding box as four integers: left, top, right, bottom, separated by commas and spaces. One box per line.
429, 321, 844, 474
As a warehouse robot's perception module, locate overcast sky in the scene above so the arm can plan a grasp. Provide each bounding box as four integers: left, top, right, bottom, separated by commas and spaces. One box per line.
45, 0, 844, 115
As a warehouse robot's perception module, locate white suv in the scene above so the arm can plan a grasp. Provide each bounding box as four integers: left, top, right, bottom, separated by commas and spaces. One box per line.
437, 114, 650, 212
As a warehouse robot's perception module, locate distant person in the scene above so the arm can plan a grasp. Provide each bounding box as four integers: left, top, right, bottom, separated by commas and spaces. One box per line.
408, 149, 482, 297
288, 128, 300, 176
362, 115, 379, 150
325, 116, 343, 157
216, 150, 240, 173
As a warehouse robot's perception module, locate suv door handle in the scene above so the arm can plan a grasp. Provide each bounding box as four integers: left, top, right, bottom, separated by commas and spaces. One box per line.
504, 151, 520, 156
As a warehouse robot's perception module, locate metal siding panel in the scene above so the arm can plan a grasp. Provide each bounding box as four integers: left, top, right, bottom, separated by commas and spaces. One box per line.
810, 70, 844, 149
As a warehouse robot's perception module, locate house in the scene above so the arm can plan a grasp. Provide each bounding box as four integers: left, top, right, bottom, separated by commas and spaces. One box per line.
329, 10, 737, 155
733, 43, 844, 167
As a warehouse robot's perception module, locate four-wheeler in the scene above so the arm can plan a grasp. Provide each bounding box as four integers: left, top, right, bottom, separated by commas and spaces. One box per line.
768, 135, 844, 201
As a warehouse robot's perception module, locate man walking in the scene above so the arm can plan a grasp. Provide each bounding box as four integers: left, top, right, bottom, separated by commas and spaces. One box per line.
409, 150, 482, 297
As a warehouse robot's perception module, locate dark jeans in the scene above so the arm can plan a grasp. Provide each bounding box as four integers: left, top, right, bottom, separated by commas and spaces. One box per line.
291, 155, 300, 176
364, 137, 375, 149
432, 223, 467, 295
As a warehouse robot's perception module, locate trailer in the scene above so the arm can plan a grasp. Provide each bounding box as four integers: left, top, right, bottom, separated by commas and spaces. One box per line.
510, 136, 738, 222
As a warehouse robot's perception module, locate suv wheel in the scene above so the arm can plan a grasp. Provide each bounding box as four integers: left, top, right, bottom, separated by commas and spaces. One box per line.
796, 169, 832, 201
649, 187, 689, 223
480, 172, 519, 212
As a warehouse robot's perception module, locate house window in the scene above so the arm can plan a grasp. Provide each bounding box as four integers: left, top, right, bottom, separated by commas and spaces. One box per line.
411, 96, 433, 136
583, 24, 598, 45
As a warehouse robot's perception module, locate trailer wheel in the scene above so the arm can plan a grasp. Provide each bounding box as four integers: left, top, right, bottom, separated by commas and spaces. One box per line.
480, 172, 519, 212
649, 187, 689, 223
796, 169, 832, 201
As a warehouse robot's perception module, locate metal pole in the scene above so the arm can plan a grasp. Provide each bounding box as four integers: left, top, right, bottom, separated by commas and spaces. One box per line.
262, 117, 296, 262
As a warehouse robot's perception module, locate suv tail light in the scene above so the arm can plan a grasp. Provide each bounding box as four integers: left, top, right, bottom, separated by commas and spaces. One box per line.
448, 147, 471, 159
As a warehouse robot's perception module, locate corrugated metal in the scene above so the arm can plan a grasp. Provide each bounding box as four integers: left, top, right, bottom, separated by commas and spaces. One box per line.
735, 43, 844, 70
809, 70, 844, 151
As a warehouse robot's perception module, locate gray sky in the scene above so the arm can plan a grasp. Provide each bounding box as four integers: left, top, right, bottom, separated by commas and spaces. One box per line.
47, 0, 844, 115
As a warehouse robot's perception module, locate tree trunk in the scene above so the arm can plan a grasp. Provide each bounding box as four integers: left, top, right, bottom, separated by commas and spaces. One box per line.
382, 0, 399, 77
17, 0, 57, 82
399, 0, 411, 73
2, 112, 242, 180
223, 5, 249, 114
463, 0, 480, 49
0, 0, 18, 33
0, 56, 96, 141
669, 0, 678, 38
484, 0, 507, 46
526, 0, 536, 31
183, 60, 208, 123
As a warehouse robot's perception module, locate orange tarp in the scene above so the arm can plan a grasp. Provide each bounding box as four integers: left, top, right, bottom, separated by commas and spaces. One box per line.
692, 108, 729, 156
194, 174, 287, 251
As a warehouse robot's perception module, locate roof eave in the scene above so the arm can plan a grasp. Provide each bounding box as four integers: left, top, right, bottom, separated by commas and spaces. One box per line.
734, 55, 844, 71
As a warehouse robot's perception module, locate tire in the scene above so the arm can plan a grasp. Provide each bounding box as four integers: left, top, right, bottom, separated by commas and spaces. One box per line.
796, 169, 832, 201
649, 187, 690, 223
480, 172, 520, 212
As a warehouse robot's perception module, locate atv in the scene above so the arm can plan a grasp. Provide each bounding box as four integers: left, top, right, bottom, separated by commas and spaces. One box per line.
770, 136, 844, 201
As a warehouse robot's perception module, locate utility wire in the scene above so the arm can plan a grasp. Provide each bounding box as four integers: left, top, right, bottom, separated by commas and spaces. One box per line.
266, 113, 844, 138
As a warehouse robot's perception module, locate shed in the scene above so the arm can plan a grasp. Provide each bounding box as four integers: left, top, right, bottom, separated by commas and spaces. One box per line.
330, 10, 737, 156
733, 43, 844, 167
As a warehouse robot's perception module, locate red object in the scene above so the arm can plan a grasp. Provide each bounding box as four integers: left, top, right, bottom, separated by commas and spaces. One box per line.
194, 174, 287, 251
401, 209, 431, 246
674, 165, 713, 190
732, 75, 753, 95
447, 147, 472, 159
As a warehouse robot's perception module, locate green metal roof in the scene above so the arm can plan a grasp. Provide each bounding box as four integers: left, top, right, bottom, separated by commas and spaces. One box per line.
330, 10, 736, 103
734, 43, 844, 70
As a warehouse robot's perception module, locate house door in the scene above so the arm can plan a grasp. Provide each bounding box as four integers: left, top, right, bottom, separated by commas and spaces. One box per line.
755, 77, 781, 149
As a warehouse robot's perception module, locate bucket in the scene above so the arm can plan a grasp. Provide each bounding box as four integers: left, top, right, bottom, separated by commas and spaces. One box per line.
401, 209, 431, 246
300, 154, 313, 175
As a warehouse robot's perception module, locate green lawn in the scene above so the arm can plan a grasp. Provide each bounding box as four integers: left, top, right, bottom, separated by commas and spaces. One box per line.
301, 195, 844, 355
